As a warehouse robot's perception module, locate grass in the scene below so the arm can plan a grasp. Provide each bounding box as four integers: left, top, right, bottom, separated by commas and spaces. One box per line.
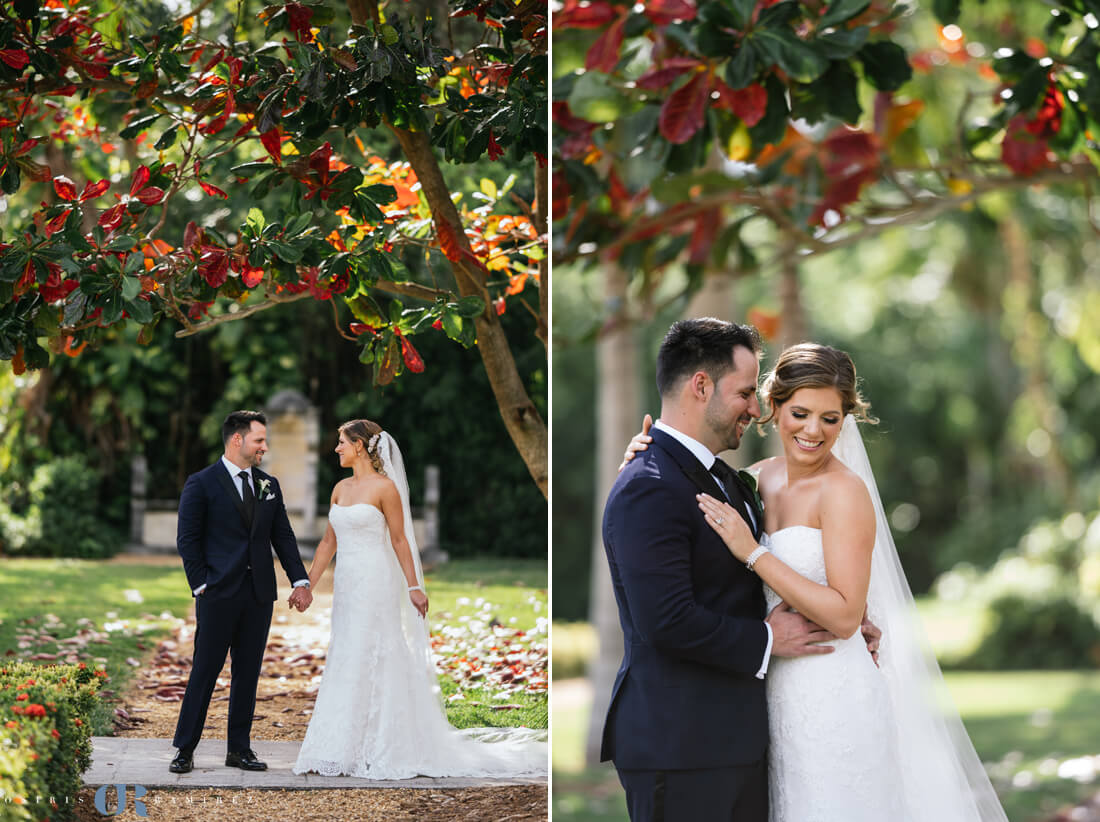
552, 604, 1100, 822
0, 557, 194, 733
0, 556, 547, 735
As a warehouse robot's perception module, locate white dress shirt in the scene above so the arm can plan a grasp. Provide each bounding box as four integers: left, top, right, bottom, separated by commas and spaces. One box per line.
653, 419, 773, 679
190, 458, 309, 596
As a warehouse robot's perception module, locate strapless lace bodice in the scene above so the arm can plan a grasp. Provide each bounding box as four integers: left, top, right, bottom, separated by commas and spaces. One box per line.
762, 527, 908, 821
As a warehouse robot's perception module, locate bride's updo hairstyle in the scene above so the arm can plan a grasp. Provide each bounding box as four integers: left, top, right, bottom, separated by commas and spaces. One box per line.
339, 418, 387, 476
759, 343, 877, 426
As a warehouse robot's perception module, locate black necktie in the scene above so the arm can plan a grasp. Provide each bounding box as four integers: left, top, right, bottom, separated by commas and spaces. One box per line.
238, 470, 255, 522
709, 458, 739, 502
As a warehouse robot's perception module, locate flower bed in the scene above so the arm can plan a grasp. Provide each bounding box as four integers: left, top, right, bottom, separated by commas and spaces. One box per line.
0, 662, 106, 822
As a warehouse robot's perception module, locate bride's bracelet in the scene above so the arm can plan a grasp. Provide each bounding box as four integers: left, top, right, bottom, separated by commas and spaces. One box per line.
745, 546, 769, 572
408, 585, 424, 593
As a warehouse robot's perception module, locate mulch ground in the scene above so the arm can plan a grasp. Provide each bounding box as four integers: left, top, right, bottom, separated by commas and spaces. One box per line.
101, 561, 547, 821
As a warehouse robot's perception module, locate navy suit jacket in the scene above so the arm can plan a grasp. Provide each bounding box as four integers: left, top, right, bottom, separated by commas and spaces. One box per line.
176, 462, 307, 602
601, 427, 770, 770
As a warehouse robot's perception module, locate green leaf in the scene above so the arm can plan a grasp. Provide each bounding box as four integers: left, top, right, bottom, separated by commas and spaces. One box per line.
795, 61, 861, 124
567, 70, 639, 123
858, 41, 912, 91
454, 295, 485, 318
361, 183, 397, 204
286, 212, 314, 236
100, 293, 123, 325
358, 342, 375, 364
752, 28, 830, 84
63, 291, 88, 326
819, 0, 871, 29
154, 126, 180, 150
247, 207, 267, 236
123, 252, 144, 274
270, 241, 303, 263
126, 297, 153, 324
816, 26, 868, 60
931, 0, 961, 25
441, 311, 464, 343
748, 75, 790, 147
106, 235, 137, 252
231, 161, 275, 178
729, 0, 759, 28
121, 275, 141, 301
120, 112, 162, 139
725, 42, 758, 90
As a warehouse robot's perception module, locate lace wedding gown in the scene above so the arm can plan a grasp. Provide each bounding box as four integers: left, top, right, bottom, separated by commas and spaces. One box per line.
762, 526, 907, 821
292, 502, 546, 778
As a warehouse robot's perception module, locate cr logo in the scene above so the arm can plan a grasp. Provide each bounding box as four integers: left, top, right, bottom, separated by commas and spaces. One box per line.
93, 784, 148, 817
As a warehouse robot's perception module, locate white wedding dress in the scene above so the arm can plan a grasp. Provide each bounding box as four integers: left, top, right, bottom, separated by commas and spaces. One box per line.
758, 417, 1008, 822
763, 527, 906, 821
293, 435, 546, 779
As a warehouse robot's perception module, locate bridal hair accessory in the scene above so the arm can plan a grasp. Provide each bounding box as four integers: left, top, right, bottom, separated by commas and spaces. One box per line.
368, 433, 380, 451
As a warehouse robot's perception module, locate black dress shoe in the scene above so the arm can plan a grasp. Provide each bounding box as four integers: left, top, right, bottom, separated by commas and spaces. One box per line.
225, 749, 267, 771
169, 749, 193, 773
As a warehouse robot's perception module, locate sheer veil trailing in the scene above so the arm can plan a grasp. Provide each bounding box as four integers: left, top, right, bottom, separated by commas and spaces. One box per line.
832, 415, 1008, 821
376, 431, 432, 678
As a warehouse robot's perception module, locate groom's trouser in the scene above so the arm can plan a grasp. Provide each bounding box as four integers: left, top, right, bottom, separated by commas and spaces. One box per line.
172, 580, 273, 753
617, 759, 768, 822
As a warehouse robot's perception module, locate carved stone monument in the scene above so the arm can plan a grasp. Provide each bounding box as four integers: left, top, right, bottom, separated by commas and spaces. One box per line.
262, 389, 320, 541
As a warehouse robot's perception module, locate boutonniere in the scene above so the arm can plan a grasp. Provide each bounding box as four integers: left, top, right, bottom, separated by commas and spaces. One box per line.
738, 469, 764, 514
257, 478, 275, 501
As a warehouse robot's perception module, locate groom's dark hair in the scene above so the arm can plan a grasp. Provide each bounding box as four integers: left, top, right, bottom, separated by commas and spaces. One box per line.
656, 318, 762, 397
222, 410, 267, 445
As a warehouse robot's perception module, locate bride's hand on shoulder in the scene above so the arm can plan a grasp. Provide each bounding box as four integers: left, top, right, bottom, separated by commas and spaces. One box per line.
697, 493, 756, 561
618, 414, 654, 472
409, 587, 428, 617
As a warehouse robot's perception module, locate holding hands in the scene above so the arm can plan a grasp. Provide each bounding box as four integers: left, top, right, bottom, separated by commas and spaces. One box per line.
288, 586, 313, 612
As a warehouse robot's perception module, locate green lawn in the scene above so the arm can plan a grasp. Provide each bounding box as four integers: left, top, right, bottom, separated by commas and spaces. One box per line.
552, 603, 1100, 822
0, 556, 547, 734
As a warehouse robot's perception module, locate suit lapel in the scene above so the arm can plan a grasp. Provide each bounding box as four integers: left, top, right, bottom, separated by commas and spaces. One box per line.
652, 429, 762, 540
213, 462, 251, 529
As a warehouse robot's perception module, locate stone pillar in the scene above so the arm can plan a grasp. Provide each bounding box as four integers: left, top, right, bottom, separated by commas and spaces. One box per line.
129, 455, 147, 547
417, 464, 448, 567
263, 390, 320, 541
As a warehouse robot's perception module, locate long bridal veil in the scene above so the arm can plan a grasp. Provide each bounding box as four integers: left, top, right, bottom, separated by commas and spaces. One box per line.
833, 415, 1007, 822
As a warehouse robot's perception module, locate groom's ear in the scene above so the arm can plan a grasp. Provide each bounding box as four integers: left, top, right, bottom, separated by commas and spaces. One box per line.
689, 371, 710, 401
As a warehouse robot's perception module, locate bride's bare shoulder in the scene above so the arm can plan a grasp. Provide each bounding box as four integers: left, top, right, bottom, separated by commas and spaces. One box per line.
821, 462, 873, 521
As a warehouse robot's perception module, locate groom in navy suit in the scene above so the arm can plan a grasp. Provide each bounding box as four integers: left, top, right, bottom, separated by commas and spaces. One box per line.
601, 319, 839, 821
169, 410, 313, 774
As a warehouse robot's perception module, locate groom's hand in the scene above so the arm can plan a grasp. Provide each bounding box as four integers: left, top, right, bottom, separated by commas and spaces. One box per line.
860, 612, 881, 667
288, 587, 312, 612
767, 601, 837, 658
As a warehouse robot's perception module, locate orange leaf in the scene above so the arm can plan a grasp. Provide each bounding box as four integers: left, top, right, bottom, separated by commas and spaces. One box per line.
199, 181, 228, 199
52, 176, 78, 201
435, 219, 464, 262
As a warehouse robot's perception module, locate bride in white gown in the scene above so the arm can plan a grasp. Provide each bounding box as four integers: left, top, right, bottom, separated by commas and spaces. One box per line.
694, 343, 1008, 822
292, 419, 547, 779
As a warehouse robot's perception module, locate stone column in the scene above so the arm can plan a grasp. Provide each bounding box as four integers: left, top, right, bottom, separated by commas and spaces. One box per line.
263, 390, 320, 542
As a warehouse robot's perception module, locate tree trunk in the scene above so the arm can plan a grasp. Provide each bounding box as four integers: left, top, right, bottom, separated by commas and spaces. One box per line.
778, 249, 807, 350
389, 125, 548, 497
584, 264, 639, 764
685, 269, 736, 320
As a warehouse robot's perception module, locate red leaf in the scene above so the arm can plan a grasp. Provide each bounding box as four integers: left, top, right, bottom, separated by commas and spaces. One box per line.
202, 113, 228, 135
79, 179, 110, 202
643, 0, 696, 25
98, 203, 128, 231
636, 60, 698, 90
241, 265, 264, 288
53, 176, 78, 202
811, 127, 881, 224
183, 221, 201, 252
286, 2, 314, 42
713, 80, 768, 128
554, 0, 619, 29
0, 50, 30, 70
349, 322, 378, 336
129, 165, 151, 197
198, 181, 228, 199
552, 171, 570, 222
552, 102, 598, 160
1002, 115, 1052, 176
436, 219, 464, 262
687, 209, 720, 264
585, 12, 627, 73
659, 71, 711, 144
493, 296, 507, 315
487, 131, 504, 161
12, 346, 25, 376
135, 186, 165, 205
44, 209, 72, 238
260, 128, 282, 164
1027, 79, 1064, 138
197, 247, 230, 287
398, 333, 425, 373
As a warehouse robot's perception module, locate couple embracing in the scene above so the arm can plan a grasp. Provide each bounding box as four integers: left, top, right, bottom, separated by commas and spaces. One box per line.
602, 318, 1007, 821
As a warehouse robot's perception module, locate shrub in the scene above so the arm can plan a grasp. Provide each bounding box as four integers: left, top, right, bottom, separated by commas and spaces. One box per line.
961, 594, 1100, 670
0, 662, 105, 821
1, 457, 118, 559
